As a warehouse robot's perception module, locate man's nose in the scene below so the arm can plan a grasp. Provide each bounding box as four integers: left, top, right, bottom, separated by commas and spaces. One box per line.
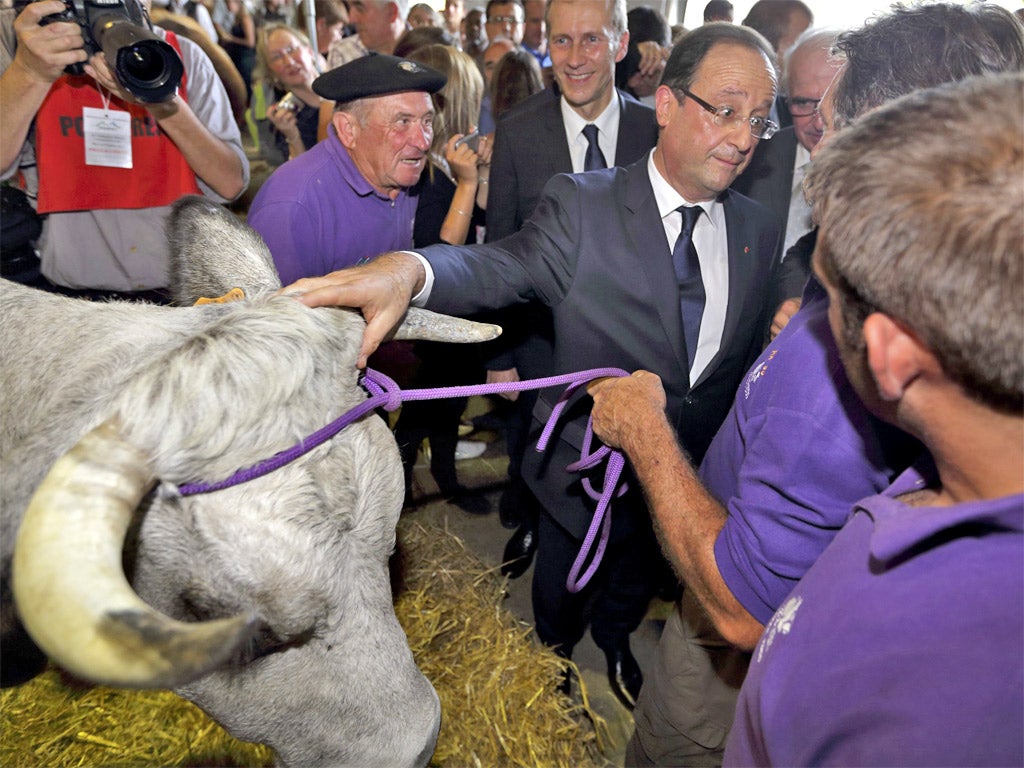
414, 122, 432, 149
725, 120, 756, 151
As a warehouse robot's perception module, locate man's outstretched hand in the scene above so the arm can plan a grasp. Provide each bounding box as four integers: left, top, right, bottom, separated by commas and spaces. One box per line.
279, 252, 426, 368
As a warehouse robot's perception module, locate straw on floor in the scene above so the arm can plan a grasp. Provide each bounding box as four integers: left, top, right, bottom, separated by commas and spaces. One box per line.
1, 517, 611, 767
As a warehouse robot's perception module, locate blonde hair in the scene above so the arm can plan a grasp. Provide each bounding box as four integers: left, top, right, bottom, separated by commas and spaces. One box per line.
254, 23, 315, 89
407, 44, 484, 152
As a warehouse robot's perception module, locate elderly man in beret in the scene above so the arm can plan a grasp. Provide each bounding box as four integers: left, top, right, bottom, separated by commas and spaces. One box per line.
248, 54, 445, 284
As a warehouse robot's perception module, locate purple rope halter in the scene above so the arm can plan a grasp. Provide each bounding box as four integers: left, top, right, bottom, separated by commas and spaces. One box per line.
178, 366, 631, 592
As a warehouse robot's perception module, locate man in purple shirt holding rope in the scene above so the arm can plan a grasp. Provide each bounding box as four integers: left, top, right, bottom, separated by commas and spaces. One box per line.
586, 5, 1023, 765
727, 72, 1023, 766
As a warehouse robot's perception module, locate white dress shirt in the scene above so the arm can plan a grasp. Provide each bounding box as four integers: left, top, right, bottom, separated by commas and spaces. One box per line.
560, 95, 621, 172
647, 152, 729, 386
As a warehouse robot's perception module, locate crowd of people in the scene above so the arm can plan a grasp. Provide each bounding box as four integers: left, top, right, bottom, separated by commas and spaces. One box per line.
1, 0, 1021, 766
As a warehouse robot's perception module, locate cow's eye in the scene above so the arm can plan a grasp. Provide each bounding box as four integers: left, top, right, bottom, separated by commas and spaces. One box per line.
236, 622, 314, 665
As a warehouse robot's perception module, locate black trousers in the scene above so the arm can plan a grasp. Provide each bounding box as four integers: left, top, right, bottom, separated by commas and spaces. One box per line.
531, 506, 661, 656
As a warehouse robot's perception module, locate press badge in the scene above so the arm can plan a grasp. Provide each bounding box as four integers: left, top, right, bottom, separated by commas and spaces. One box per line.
83, 106, 133, 168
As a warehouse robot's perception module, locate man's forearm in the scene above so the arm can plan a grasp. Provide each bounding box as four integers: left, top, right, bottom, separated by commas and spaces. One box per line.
151, 96, 246, 200
619, 407, 765, 650
0, 61, 52, 171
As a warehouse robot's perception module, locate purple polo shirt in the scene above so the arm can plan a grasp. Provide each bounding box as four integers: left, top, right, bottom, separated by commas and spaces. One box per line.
700, 281, 909, 624
725, 460, 1024, 766
247, 126, 417, 284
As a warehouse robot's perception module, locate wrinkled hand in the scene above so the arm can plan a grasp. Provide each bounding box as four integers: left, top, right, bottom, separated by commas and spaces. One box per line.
446, 133, 479, 184
83, 51, 180, 115
486, 367, 520, 401
12, 0, 86, 83
769, 298, 802, 340
588, 370, 667, 451
280, 252, 425, 368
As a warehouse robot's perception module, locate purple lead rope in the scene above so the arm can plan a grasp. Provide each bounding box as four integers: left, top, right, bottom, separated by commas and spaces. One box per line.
179, 365, 631, 592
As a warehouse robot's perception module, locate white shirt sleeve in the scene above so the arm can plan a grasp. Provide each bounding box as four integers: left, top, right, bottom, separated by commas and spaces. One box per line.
406, 251, 434, 306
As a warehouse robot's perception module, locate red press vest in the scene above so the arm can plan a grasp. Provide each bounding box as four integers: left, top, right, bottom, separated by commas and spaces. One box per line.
35, 31, 202, 214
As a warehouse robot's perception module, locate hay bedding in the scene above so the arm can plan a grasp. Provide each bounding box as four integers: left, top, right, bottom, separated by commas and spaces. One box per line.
1, 518, 611, 767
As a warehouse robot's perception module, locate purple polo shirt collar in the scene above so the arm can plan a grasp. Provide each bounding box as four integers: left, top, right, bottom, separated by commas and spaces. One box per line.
859, 457, 1024, 564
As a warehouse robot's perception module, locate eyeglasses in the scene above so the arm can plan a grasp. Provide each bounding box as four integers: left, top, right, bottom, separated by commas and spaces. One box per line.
786, 96, 821, 118
268, 44, 303, 63
677, 88, 779, 140
487, 14, 522, 24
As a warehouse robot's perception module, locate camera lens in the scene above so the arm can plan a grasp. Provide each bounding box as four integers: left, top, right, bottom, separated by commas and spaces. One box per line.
124, 45, 164, 83
95, 17, 184, 103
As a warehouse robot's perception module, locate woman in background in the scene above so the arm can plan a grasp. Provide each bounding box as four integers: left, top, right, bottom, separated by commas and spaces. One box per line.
254, 24, 322, 165
393, 44, 493, 514
217, 0, 256, 107
490, 47, 543, 120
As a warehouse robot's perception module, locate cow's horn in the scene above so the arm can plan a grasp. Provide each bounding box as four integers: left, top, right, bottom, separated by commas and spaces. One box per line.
393, 307, 501, 342
12, 419, 255, 689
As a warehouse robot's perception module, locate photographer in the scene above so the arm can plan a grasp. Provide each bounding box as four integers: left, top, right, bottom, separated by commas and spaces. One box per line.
0, 0, 248, 298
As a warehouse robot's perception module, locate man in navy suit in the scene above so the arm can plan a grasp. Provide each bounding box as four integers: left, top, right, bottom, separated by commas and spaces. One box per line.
482, 0, 659, 589
284, 22, 783, 711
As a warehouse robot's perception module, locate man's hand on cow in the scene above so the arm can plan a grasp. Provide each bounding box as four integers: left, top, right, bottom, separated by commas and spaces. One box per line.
12, 0, 87, 84
588, 370, 668, 453
281, 252, 426, 368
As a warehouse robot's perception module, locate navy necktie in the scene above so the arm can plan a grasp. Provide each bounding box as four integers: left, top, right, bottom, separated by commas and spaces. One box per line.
672, 205, 705, 369
582, 124, 607, 171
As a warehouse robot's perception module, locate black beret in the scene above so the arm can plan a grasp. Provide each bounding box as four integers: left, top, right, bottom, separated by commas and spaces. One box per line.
313, 53, 447, 104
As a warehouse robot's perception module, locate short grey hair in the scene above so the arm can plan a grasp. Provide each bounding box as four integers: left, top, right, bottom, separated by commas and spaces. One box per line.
779, 27, 840, 96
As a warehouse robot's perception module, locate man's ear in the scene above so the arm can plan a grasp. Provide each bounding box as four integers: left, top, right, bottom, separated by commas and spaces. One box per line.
613, 29, 630, 64
863, 312, 938, 402
333, 111, 358, 149
654, 84, 674, 128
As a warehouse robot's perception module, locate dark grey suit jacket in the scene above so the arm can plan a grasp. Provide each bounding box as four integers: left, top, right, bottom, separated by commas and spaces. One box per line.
423, 159, 782, 538
485, 87, 659, 242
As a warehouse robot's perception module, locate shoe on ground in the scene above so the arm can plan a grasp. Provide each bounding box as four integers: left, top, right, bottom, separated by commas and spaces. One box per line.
454, 439, 486, 461
604, 642, 642, 710
498, 484, 523, 529
441, 485, 492, 516
500, 523, 537, 579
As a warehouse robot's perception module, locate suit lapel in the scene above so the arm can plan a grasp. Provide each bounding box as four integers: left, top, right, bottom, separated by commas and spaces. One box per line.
626, 163, 692, 377
541, 94, 573, 176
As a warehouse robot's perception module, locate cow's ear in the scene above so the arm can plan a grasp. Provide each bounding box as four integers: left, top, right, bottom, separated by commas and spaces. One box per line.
166, 196, 282, 304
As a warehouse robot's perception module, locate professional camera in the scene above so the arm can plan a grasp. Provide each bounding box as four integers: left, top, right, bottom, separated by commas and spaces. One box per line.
15, 0, 183, 103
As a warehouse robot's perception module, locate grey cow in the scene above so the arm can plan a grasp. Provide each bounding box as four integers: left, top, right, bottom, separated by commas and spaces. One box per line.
0, 197, 500, 767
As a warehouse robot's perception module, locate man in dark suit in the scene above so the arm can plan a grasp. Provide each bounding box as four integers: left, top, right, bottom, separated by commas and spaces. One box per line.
482, 0, 658, 585
732, 28, 841, 335
285, 22, 783, 710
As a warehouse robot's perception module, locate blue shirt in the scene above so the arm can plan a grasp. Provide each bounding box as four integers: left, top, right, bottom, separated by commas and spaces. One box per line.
248, 126, 417, 284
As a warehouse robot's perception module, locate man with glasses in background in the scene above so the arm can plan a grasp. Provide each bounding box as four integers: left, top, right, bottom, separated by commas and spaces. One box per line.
733, 27, 841, 335
278, 22, 784, 713
484, 0, 524, 46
